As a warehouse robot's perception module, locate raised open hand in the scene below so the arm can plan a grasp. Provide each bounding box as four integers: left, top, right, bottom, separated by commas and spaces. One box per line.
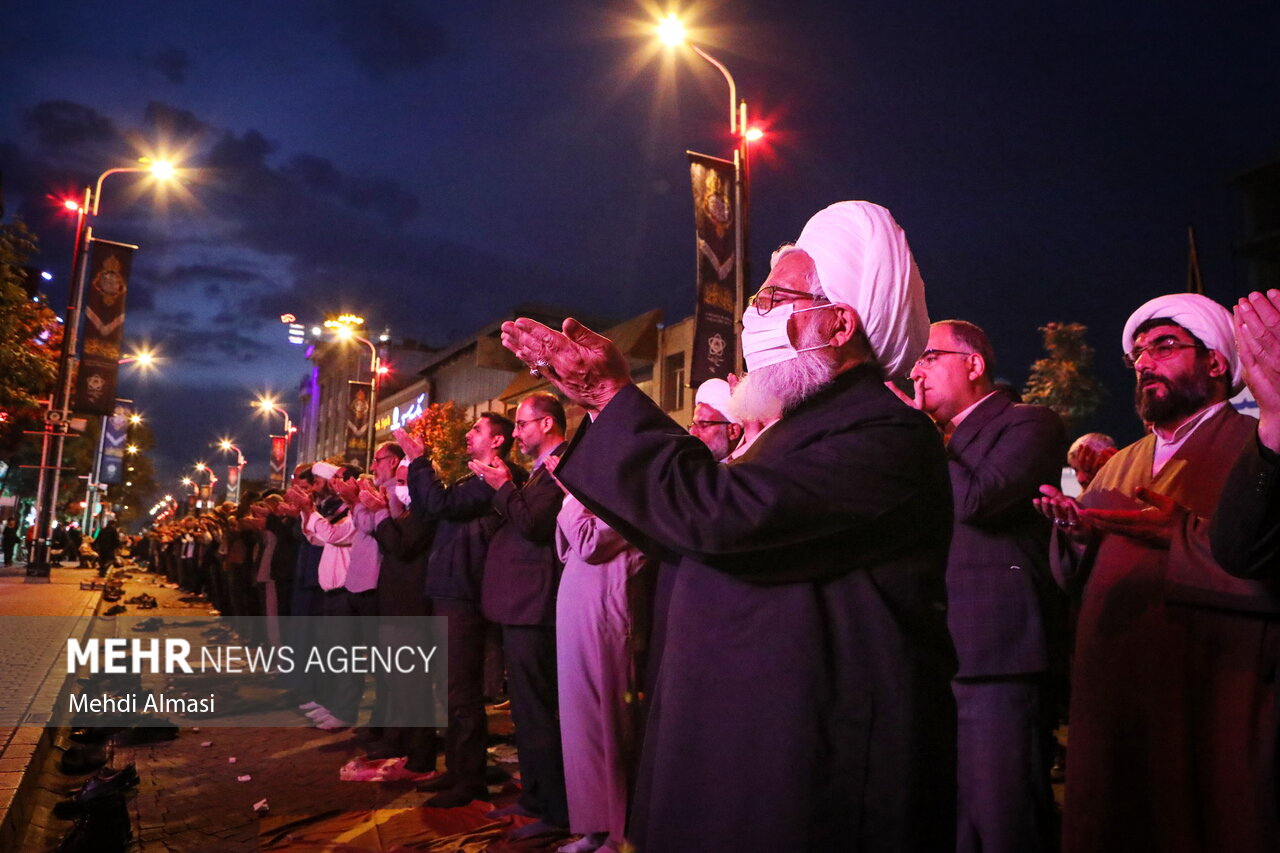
500, 317, 632, 414
1235, 290, 1280, 453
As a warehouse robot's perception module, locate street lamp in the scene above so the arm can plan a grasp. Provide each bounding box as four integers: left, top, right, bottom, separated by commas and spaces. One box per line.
255, 396, 295, 482
192, 462, 218, 510
657, 13, 759, 373
324, 318, 381, 470
217, 439, 247, 503
29, 159, 179, 576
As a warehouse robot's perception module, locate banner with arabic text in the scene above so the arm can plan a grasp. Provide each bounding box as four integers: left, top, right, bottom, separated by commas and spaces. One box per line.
688, 152, 737, 387
73, 239, 136, 415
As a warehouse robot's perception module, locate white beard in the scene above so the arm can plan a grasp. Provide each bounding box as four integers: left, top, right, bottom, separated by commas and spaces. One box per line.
729, 348, 837, 422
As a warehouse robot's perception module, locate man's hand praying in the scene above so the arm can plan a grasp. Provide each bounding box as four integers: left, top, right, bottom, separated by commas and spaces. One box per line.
500, 317, 632, 415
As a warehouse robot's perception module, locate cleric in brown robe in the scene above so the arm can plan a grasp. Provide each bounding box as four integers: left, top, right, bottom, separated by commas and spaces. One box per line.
1037, 292, 1280, 853
500, 202, 958, 852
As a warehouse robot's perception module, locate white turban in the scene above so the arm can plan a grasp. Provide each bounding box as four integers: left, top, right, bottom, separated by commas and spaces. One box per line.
1121, 293, 1242, 394
694, 378, 741, 423
774, 201, 930, 379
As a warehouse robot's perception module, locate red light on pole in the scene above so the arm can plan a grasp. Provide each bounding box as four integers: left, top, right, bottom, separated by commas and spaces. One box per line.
744, 126, 764, 142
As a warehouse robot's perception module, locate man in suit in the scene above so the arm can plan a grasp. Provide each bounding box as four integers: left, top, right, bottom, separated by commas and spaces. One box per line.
910, 319, 1066, 853
472, 393, 569, 839
499, 201, 957, 853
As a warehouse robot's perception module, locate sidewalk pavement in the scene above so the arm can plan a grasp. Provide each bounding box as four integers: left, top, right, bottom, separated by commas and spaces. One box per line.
14, 566, 586, 852
0, 565, 99, 851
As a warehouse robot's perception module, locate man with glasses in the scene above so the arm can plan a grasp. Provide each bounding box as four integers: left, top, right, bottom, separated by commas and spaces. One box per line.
688, 378, 743, 462
1035, 293, 1280, 852
472, 393, 571, 840
909, 320, 1066, 853
497, 201, 957, 853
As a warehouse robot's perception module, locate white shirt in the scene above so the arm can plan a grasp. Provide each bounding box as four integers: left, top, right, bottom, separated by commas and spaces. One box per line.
1151, 401, 1228, 476
304, 510, 354, 591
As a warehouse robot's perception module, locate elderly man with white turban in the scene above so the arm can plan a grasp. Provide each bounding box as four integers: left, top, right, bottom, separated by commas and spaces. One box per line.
1036, 292, 1280, 853
500, 201, 957, 852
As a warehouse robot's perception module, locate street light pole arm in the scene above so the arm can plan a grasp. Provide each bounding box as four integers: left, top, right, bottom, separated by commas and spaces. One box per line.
690, 44, 738, 135
92, 167, 144, 216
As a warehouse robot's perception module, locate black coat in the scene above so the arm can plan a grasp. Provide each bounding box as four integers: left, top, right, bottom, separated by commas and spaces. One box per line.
944, 392, 1066, 677
481, 445, 565, 627
557, 366, 957, 853
408, 458, 526, 602
1212, 436, 1280, 579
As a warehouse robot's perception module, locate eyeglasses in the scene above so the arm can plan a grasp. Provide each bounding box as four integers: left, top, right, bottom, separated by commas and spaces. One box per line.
913, 348, 973, 367
373, 455, 397, 464
748, 286, 830, 315
514, 417, 548, 429
688, 419, 733, 430
1122, 336, 1205, 369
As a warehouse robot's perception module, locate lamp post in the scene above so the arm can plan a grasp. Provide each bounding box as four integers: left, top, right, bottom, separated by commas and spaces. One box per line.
217, 439, 246, 503
255, 397, 295, 482
28, 161, 177, 577
658, 15, 760, 374
327, 321, 381, 471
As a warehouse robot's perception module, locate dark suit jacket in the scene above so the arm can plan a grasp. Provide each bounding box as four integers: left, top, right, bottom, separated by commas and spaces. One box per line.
408, 457, 526, 602
1212, 435, 1280, 579
557, 367, 957, 853
945, 391, 1067, 678
481, 444, 565, 626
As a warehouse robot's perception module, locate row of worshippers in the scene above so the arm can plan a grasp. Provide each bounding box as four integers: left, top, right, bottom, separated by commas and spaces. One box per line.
489, 199, 1280, 853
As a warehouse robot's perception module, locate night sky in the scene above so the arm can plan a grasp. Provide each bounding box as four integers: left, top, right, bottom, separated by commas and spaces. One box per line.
3, 0, 1278, 496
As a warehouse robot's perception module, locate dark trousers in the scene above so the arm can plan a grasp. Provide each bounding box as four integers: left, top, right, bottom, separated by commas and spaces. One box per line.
435, 598, 489, 791
320, 588, 378, 723
953, 675, 1059, 853
502, 623, 568, 827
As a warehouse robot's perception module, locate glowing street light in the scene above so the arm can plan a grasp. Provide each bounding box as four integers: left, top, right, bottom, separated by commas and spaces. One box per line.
30, 156, 184, 573
216, 439, 247, 503
255, 396, 296, 479
655, 12, 756, 372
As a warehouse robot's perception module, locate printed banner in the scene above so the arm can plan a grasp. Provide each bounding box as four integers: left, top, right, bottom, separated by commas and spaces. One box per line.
226, 465, 241, 505
688, 152, 737, 387
345, 381, 372, 466
73, 239, 136, 415
99, 401, 132, 485
269, 436, 287, 487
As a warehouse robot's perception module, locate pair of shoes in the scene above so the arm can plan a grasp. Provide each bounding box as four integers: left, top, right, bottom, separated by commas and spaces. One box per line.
54, 795, 131, 852
507, 819, 569, 841
423, 785, 487, 809
102, 604, 127, 616
132, 617, 163, 632
558, 833, 608, 853
60, 743, 110, 775
53, 764, 140, 818
125, 594, 157, 608
488, 802, 538, 819
314, 714, 350, 731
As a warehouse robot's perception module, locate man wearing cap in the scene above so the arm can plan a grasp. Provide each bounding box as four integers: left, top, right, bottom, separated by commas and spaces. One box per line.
1036, 293, 1280, 852
688, 378, 742, 462
500, 201, 957, 852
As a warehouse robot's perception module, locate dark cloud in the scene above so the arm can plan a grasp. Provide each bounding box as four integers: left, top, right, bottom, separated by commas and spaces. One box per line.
142, 101, 209, 142
144, 48, 190, 85
317, 0, 448, 79
23, 101, 123, 159
282, 153, 419, 226
155, 263, 268, 289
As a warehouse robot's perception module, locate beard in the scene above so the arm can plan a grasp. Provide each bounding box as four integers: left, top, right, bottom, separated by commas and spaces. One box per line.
1134, 369, 1215, 427
730, 346, 838, 423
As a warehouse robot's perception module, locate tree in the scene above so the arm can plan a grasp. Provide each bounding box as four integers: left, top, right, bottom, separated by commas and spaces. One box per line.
0, 220, 60, 461
1023, 322, 1104, 433
403, 401, 471, 483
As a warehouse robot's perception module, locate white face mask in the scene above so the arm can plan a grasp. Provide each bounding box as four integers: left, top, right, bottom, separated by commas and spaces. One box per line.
393, 484, 411, 506
741, 301, 833, 372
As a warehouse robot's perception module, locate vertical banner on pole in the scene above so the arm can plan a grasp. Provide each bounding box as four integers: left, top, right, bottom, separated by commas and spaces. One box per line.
99, 401, 132, 485
345, 381, 372, 467
687, 152, 738, 387
198, 484, 211, 509
73, 239, 136, 415
226, 465, 241, 504
268, 436, 286, 487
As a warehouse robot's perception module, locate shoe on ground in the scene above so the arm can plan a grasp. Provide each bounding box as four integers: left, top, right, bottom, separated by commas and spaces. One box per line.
488, 802, 538, 820
507, 819, 568, 841
424, 785, 487, 809
305, 706, 330, 720
314, 714, 350, 731
415, 771, 454, 793
558, 833, 609, 853
298, 700, 322, 711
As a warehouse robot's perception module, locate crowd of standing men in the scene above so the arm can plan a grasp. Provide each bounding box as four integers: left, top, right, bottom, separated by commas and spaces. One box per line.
131, 199, 1280, 852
